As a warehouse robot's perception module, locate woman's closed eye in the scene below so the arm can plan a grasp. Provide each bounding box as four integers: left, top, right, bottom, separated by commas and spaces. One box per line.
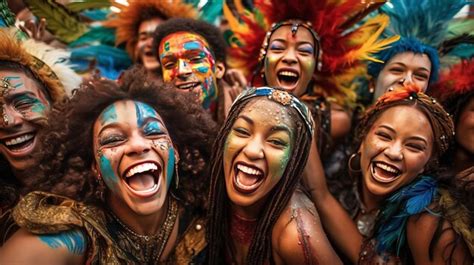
233, 127, 250, 137
375, 131, 392, 141
99, 134, 125, 146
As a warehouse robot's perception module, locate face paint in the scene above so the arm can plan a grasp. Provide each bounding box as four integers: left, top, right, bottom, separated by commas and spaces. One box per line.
0, 70, 52, 175
93, 100, 175, 216
223, 98, 295, 208
264, 26, 316, 97
158, 32, 219, 110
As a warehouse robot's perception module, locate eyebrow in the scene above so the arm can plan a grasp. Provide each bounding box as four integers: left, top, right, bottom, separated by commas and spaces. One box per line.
379, 125, 428, 145
6, 91, 37, 100
271, 38, 314, 46
238, 115, 292, 135
389, 62, 431, 72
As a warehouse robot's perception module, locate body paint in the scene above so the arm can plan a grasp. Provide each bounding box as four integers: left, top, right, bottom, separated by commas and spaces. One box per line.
38, 229, 87, 255
291, 208, 318, 264
183, 41, 201, 50
166, 147, 175, 188
134, 101, 157, 127
100, 104, 117, 125
99, 154, 119, 190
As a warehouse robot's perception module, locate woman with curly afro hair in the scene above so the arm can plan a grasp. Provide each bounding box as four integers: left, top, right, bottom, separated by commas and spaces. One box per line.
0, 66, 217, 264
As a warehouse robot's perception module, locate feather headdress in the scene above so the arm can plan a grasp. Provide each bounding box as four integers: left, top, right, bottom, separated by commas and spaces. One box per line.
225, 0, 399, 107
430, 59, 474, 102
103, 0, 198, 59
0, 29, 66, 104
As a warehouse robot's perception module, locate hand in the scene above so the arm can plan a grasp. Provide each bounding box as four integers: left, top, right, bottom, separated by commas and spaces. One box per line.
225, 68, 247, 91
19, 18, 47, 41
455, 166, 474, 191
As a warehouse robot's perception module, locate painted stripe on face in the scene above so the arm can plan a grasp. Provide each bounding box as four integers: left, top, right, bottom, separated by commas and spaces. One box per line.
99, 154, 118, 189
167, 147, 175, 188
100, 104, 117, 125
134, 101, 158, 127
3, 76, 22, 89
38, 229, 87, 255
183, 41, 201, 50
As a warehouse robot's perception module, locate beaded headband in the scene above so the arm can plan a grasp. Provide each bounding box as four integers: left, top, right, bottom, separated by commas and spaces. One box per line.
232, 87, 314, 135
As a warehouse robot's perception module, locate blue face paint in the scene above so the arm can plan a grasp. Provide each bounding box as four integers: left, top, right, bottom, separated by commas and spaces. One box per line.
38, 229, 87, 255
134, 101, 158, 127
166, 147, 175, 188
100, 104, 117, 125
196, 66, 209, 74
99, 154, 118, 190
183, 41, 201, 50
143, 120, 162, 135
4, 76, 22, 88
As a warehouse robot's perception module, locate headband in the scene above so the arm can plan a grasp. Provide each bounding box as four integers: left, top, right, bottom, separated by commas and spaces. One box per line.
233, 86, 314, 135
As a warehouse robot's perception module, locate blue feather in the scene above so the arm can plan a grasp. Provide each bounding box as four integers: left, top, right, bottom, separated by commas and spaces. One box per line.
69, 26, 116, 47
375, 176, 438, 255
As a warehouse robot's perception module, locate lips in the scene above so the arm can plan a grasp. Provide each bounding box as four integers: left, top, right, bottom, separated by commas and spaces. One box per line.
232, 162, 265, 194
370, 161, 402, 183
123, 161, 162, 197
175, 82, 200, 90
1, 132, 37, 157
277, 69, 299, 90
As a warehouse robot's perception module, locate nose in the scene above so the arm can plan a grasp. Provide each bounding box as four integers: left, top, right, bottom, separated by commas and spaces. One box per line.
383, 141, 403, 161
177, 59, 192, 80
125, 134, 151, 157
243, 136, 264, 160
145, 37, 153, 48
282, 48, 297, 65
0, 106, 23, 129
399, 73, 414, 86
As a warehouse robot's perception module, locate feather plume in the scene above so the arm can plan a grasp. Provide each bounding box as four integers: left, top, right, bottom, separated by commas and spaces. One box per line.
69, 25, 116, 47
375, 176, 438, 255
0, 0, 16, 28
431, 59, 474, 101
23, 0, 89, 43
66, 0, 111, 12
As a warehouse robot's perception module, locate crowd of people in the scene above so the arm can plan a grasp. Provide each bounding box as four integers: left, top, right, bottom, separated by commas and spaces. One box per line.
0, 0, 472, 264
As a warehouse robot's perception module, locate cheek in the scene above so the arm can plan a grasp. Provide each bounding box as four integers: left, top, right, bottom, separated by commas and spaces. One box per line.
405, 152, 430, 176
98, 153, 120, 191
162, 68, 177, 82
268, 147, 291, 179
223, 134, 240, 168
300, 57, 315, 76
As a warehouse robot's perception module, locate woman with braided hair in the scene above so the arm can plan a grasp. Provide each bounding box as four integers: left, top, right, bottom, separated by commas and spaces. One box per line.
0, 67, 216, 264
207, 87, 341, 264
306, 84, 472, 264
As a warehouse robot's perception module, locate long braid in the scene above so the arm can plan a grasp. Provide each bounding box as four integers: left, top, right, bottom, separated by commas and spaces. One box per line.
207, 96, 312, 264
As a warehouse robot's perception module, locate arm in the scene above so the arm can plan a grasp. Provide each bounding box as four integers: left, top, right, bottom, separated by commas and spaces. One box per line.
273, 191, 342, 265
407, 213, 472, 265
0, 228, 87, 265
302, 135, 363, 263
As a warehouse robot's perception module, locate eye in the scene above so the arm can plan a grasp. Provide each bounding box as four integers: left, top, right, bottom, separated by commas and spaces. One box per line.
99, 134, 125, 146
13, 98, 36, 111
143, 122, 165, 136
298, 45, 314, 55
268, 138, 288, 148
389, 67, 404, 73
414, 72, 429, 81
375, 131, 391, 141
406, 143, 424, 152
269, 42, 285, 52
233, 127, 250, 137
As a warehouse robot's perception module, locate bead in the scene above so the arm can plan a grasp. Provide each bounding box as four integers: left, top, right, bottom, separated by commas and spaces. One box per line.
195, 224, 202, 231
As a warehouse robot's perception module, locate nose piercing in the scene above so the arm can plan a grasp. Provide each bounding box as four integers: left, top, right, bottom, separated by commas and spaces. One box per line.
398, 78, 406, 85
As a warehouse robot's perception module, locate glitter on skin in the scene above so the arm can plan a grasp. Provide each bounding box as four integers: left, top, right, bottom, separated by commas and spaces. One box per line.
135, 101, 159, 127
100, 104, 117, 126
99, 153, 119, 190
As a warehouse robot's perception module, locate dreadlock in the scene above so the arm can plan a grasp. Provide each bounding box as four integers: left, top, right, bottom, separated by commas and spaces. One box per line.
207, 95, 312, 264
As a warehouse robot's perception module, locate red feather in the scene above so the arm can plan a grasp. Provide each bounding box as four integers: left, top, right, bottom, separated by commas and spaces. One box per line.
431, 59, 474, 101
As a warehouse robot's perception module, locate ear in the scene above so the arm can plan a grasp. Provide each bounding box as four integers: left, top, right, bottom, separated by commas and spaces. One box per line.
215, 61, 226, 80
172, 144, 180, 163
91, 161, 100, 179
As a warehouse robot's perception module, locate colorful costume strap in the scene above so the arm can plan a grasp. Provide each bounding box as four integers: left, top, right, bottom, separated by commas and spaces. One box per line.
233, 87, 314, 135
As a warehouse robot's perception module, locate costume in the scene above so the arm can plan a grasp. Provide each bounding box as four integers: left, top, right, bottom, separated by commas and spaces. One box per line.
13, 191, 207, 265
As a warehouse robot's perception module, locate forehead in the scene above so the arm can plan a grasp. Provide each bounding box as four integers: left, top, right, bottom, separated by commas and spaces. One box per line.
0, 69, 43, 95
160, 31, 210, 52
373, 105, 433, 138
98, 100, 161, 124
386, 52, 432, 69
240, 98, 295, 129
138, 18, 162, 33
269, 25, 315, 45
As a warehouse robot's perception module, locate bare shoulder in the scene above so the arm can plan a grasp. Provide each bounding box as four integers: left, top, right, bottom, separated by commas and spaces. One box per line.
0, 227, 87, 265
272, 189, 341, 265
407, 211, 472, 265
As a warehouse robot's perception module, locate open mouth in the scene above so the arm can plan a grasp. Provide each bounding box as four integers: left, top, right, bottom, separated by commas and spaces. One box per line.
370, 161, 401, 183
1, 132, 36, 155
233, 162, 264, 194
277, 70, 299, 89
176, 82, 200, 90
123, 162, 161, 197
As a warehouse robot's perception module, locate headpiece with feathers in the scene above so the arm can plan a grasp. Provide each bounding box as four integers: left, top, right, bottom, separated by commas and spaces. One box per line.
103, 0, 198, 59
225, 0, 399, 107
430, 58, 474, 102
0, 29, 66, 104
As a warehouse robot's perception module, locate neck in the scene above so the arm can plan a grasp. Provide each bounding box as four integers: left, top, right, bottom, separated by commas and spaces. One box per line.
230, 198, 267, 220
452, 147, 474, 174
108, 195, 169, 236
360, 181, 383, 212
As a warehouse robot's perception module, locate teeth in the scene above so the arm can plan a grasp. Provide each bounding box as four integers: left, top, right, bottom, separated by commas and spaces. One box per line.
237, 164, 262, 176
126, 162, 158, 178
278, 71, 298, 77
5, 134, 35, 146
375, 162, 399, 174
177, 83, 197, 89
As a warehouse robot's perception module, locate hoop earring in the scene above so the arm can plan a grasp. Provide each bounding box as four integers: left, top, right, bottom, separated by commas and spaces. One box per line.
348, 152, 361, 173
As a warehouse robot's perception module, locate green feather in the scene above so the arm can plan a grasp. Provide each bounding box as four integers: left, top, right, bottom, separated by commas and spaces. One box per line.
69, 26, 115, 47
0, 0, 16, 27
447, 19, 474, 39
23, 0, 89, 43
66, 0, 111, 12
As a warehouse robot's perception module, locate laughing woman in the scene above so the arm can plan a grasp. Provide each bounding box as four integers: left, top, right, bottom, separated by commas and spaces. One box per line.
307, 85, 473, 264
207, 87, 341, 265
0, 67, 217, 264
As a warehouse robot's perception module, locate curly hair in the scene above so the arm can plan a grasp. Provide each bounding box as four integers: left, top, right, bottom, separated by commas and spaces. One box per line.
152, 18, 227, 63
206, 94, 313, 264
30, 66, 218, 210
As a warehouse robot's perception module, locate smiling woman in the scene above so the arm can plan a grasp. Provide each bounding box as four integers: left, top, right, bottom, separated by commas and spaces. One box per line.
0, 66, 217, 264
207, 87, 341, 265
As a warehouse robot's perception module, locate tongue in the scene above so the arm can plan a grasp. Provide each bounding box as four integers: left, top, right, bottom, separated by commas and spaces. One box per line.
374, 166, 397, 180
128, 173, 155, 191
237, 171, 260, 186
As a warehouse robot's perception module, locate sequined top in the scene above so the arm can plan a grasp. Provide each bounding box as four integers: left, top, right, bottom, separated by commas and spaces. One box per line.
12, 191, 207, 265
